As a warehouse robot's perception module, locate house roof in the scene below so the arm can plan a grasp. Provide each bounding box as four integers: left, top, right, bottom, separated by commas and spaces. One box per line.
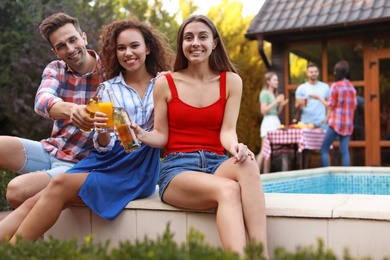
246, 0, 390, 41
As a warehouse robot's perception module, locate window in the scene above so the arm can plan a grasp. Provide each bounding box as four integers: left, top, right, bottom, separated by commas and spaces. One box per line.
327, 41, 364, 81
288, 44, 322, 84
372, 37, 390, 50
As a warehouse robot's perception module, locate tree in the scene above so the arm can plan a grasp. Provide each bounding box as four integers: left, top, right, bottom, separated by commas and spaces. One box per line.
0, 0, 268, 154
0, 0, 179, 140
206, 0, 269, 153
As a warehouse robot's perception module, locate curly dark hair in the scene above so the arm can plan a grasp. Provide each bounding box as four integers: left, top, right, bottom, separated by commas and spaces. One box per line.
98, 17, 175, 80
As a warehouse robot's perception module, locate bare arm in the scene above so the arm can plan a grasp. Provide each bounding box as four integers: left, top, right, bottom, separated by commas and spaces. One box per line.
47, 102, 95, 132
277, 97, 289, 115
220, 73, 253, 163
260, 100, 278, 115
309, 94, 328, 107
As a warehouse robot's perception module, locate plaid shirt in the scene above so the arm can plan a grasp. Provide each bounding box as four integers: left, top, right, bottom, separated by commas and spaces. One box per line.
328, 79, 357, 136
34, 50, 104, 162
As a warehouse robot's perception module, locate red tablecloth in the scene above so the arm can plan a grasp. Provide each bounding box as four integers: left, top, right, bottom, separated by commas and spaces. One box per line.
262, 128, 326, 160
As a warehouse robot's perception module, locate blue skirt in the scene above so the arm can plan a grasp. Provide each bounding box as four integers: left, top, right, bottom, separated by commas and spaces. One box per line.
66, 141, 160, 220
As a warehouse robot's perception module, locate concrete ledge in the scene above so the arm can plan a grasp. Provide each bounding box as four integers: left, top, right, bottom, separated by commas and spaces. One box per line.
45, 178, 390, 259
45, 190, 221, 248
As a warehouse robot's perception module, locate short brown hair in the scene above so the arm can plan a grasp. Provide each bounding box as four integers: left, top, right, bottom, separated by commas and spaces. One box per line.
39, 12, 82, 46
307, 62, 318, 70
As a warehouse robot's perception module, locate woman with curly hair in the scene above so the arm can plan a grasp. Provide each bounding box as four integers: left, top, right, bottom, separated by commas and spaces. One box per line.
0, 16, 174, 242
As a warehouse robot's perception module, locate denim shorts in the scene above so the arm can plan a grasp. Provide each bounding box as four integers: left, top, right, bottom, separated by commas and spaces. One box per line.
18, 138, 75, 178
157, 150, 228, 200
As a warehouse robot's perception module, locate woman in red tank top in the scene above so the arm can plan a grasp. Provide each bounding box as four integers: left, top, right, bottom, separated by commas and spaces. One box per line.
134, 15, 269, 259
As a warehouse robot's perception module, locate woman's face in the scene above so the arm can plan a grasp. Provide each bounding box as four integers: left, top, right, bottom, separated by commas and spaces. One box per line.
116, 28, 150, 72
268, 75, 279, 89
182, 21, 217, 64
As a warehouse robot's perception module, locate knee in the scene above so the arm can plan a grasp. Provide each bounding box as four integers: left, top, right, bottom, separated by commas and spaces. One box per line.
218, 181, 242, 204
6, 178, 27, 208
45, 174, 69, 196
241, 160, 261, 179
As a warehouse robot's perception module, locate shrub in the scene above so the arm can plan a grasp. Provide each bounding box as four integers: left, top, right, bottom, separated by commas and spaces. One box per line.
0, 168, 17, 211
0, 226, 376, 260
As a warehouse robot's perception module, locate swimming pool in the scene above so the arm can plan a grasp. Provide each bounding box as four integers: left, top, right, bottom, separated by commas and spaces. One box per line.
260, 166, 390, 259
263, 173, 390, 195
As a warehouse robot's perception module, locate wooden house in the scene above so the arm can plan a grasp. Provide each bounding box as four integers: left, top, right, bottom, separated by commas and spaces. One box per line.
246, 0, 390, 166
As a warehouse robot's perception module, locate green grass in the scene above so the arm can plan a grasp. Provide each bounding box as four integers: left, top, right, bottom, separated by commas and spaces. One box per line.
0, 168, 18, 211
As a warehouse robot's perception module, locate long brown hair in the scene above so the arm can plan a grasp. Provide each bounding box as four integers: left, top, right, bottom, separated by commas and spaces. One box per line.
262, 71, 278, 96
99, 17, 175, 80
174, 15, 237, 73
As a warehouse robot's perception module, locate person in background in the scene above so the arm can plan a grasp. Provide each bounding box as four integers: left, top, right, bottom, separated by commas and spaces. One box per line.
133, 15, 269, 258
320, 60, 357, 166
295, 62, 330, 130
256, 71, 288, 173
0, 17, 174, 243
0, 12, 104, 208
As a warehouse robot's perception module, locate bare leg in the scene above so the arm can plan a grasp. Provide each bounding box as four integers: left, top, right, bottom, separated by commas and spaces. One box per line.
257, 137, 270, 174
263, 158, 271, 173
163, 172, 247, 254
216, 158, 269, 258
256, 151, 263, 171
10, 172, 88, 244
7, 172, 51, 208
0, 192, 42, 242
0, 136, 27, 171
162, 158, 268, 258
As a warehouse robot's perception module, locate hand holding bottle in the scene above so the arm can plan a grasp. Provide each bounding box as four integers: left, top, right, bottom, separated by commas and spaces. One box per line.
80, 83, 106, 133
107, 88, 141, 152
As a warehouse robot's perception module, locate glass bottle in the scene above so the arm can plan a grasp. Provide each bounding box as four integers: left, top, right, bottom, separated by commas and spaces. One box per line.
82, 83, 105, 133
107, 88, 141, 152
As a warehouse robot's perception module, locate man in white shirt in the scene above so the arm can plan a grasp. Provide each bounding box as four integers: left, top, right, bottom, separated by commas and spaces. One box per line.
295, 62, 330, 130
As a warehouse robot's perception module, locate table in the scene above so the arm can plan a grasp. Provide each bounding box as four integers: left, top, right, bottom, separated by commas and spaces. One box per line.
262, 128, 327, 169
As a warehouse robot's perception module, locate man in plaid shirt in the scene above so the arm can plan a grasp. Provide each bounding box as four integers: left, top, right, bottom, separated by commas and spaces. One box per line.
0, 12, 104, 208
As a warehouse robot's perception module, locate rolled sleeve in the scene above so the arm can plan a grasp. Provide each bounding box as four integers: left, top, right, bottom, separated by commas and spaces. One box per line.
34, 64, 64, 119
93, 131, 116, 152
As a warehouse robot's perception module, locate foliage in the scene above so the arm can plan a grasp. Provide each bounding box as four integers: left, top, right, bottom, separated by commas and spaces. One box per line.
205, 0, 269, 154
0, 0, 119, 139
0, 226, 376, 259
0, 0, 178, 140
0, 168, 17, 211
0, 0, 266, 153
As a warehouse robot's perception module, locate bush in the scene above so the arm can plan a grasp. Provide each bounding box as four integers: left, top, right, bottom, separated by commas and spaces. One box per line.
0, 168, 17, 211
0, 226, 376, 260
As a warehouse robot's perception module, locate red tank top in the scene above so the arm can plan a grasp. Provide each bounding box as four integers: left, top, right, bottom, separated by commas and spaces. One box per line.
164, 72, 227, 155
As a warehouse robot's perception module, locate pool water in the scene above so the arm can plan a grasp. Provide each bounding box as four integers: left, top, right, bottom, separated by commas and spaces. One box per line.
263, 173, 390, 195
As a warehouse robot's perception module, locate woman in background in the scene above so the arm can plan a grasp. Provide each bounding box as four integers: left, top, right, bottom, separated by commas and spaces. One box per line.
256, 72, 288, 173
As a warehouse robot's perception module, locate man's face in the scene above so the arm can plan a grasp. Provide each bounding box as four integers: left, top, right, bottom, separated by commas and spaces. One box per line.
306, 66, 319, 82
49, 23, 88, 72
